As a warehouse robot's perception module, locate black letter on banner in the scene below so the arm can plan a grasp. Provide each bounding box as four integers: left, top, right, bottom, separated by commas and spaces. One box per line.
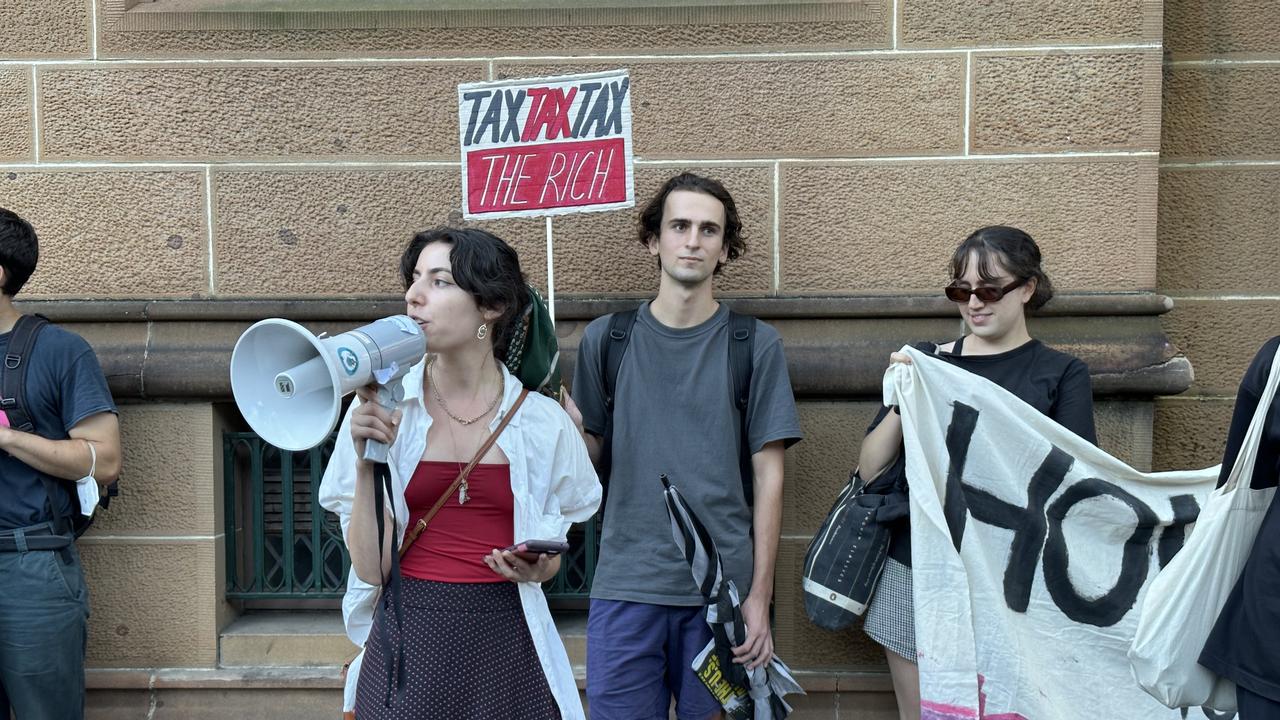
963, 446, 1074, 613
571, 82, 601, 139
500, 90, 526, 143
461, 90, 491, 147
1043, 478, 1159, 627
1158, 494, 1201, 568
602, 78, 630, 136
942, 402, 980, 551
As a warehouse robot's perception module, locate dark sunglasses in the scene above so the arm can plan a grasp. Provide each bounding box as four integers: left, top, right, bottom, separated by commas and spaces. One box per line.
944, 278, 1026, 304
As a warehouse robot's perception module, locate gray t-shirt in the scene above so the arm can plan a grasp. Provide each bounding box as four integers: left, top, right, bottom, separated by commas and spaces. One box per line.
573, 302, 803, 605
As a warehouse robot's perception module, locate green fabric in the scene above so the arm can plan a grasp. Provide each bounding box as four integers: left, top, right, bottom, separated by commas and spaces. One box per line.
504, 285, 561, 398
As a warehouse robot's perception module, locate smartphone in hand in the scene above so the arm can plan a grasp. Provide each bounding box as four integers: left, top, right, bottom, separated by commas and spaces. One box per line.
504, 539, 570, 563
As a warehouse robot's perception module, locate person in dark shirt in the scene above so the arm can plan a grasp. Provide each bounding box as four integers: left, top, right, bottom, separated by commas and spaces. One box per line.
1199, 335, 1280, 718
0, 207, 121, 720
856, 225, 1096, 720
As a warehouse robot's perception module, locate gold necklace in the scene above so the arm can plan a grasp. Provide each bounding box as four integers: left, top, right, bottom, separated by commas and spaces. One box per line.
428, 360, 503, 426
427, 360, 502, 505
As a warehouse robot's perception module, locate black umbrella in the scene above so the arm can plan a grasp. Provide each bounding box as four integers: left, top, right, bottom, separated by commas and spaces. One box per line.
661, 475, 804, 719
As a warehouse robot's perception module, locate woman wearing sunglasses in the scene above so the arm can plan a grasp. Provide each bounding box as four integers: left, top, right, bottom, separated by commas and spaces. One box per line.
856, 225, 1097, 720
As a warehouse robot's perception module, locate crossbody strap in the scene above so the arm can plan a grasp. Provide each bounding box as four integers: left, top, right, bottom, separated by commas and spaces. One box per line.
1222, 341, 1280, 493
399, 387, 530, 555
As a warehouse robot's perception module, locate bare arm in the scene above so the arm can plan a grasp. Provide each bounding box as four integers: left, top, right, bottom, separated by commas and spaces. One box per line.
856, 352, 913, 482
344, 388, 399, 586
561, 391, 603, 466
735, 440, 785, 670
0, 411, 121, 488
857, 409, 903, 483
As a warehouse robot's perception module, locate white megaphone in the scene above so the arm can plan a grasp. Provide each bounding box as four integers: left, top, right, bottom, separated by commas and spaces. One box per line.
230, 315, 426, 462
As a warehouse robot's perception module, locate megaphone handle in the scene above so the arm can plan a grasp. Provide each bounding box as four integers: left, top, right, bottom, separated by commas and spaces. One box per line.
361, 384, 400, 464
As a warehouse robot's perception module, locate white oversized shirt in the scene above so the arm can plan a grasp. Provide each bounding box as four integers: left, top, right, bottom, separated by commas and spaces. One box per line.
319, 360, 601, 717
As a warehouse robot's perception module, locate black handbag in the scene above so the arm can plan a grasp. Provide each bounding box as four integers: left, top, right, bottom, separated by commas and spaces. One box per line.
802, 468, 899, 631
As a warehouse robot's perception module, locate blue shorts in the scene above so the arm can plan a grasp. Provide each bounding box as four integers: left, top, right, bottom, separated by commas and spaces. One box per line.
586, 599, 720, 720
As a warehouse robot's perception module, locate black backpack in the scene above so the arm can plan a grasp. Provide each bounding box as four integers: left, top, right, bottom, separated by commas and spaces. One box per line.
2, 314, 117, 539
596, 307, 756, 508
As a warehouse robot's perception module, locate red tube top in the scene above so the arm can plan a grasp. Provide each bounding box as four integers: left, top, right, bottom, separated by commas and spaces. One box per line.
399, 461, 515, 583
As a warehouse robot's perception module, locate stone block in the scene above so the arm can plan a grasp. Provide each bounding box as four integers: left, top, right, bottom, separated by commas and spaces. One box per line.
1163, 65, 1280, 161
85, 690, 153, 720
0, 69, 32, 161
95, 5, 891, 58
151, 688, 341, 720
899, 0, 1160, 48
1166, 0, 1280, 58
779, 159, 1157, 292
1094, 400, 1154, 471
496, 57, 965, 159
0, 170, 207, 297
84, 404, 217, 537
551, 165, 773, 294
39, 64, 485, 161
972, 51, 1160, 153
80, 540, 219, 667
1158, 167, 1280, 293
784, 401, 882, 535
1154, 398, 1235, 473
1161, 299, 1280, 396
211, 168, 548, 295
0, 0, 90, 58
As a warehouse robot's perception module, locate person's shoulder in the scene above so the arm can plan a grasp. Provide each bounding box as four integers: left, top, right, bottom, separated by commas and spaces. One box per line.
1245, 336, 1280, 382
32, 321, 94, 357
517, 390, 574, 431
1034, 341, 1089, 374
1257, 335, 1280, 359
583, 306, 642, 343
745, 315, 782, 346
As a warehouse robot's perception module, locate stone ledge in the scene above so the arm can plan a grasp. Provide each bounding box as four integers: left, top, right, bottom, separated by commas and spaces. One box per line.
87, 667, 344, 690
18, 292, 1172, 322
87, 665, 890, 693
17, 293, 1192, 399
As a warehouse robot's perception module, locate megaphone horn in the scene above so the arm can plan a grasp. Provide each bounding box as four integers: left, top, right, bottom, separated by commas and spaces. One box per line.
230, 315, 427, 457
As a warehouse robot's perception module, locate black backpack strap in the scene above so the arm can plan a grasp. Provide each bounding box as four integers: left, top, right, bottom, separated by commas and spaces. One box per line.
728, 311, 755, 507
597, 308, 639, 509
1, 314, 47, 433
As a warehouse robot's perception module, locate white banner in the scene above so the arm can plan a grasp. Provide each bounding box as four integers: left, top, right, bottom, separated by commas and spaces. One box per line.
886, 346, 1234, 720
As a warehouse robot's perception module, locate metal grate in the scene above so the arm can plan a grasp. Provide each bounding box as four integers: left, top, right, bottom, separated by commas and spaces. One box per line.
222, 431, 597, 603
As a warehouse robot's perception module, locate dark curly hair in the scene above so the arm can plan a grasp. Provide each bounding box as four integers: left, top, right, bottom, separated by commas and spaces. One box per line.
950, 225, 1055, 312
399, 227, 530, 362
637, 172, 744, 275
0, 207, 38, 297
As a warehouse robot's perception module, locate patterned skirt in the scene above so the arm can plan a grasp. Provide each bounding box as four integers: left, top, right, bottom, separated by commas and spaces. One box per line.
863, 556, 917, 664
355, 578, 561, 720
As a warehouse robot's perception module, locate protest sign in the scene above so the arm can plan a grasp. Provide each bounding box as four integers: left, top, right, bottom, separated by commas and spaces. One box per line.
457, 70, 634, 219
885, 346, 1233, 720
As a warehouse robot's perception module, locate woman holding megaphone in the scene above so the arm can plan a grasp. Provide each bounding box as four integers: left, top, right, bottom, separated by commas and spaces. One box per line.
319, 227, 600, 720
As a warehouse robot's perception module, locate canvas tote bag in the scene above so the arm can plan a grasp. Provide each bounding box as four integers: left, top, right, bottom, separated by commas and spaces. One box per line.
1128, 342, 1280, 712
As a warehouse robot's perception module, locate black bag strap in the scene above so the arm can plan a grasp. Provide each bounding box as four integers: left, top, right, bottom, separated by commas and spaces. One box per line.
727, 310, 756, 507
597, 308, 639, 504
1, 314, 47, 434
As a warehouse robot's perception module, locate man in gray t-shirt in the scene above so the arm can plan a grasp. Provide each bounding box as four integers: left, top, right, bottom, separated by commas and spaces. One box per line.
568, 173, 802, 720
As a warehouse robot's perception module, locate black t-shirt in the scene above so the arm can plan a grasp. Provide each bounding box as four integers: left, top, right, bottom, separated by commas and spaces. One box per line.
0, 323, 117, 530
867, 337, 1097, 566
1199, 335, 1280, 702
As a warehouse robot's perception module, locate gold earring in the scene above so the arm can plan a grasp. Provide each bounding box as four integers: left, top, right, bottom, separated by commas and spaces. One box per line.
477, 323, 488, 340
